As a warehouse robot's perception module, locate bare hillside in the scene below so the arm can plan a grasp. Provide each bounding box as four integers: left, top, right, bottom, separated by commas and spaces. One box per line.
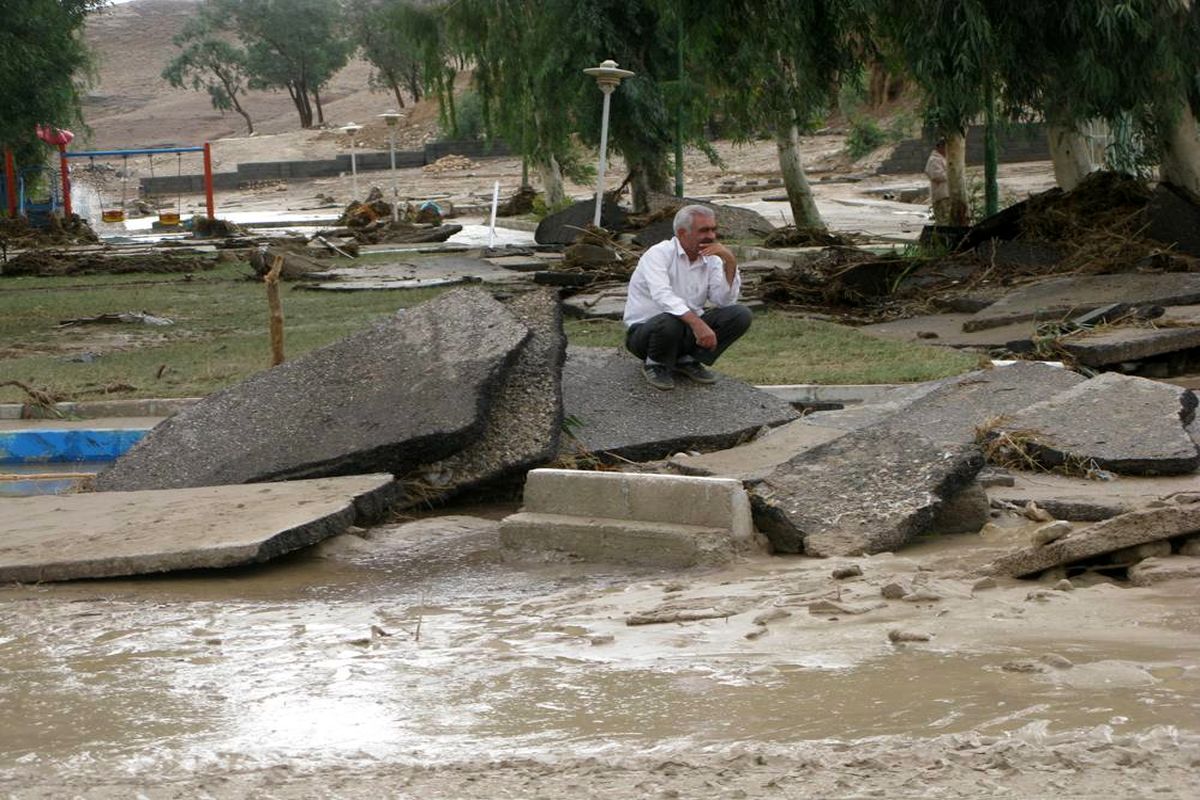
81, 0, 403, 150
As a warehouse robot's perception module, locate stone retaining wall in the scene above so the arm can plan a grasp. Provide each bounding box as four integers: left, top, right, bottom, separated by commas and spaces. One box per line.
877, 124, 1050, 174
140, 138, 512, 195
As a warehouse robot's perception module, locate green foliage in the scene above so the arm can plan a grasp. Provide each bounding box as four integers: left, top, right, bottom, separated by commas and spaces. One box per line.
344, 0, 427, 108
845, 116, 888, 159
162, 16, 255, 134
530, 193, 573, 220
204, 0, 353, 129
0, 0, 102, 159
439, 90, 484, 140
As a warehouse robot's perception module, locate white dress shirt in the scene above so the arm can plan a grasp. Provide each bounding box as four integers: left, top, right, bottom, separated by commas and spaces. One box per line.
622, 237, 741, 327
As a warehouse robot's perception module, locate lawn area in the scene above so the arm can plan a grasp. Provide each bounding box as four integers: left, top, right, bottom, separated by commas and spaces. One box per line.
0, 263, 978, 403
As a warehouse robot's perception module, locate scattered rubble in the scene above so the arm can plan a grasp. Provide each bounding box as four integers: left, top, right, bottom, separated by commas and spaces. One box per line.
422, 154, 478, 174
987, 496, 1200, 578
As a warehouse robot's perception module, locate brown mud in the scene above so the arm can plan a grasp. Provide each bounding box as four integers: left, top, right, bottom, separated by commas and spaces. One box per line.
2, 508, 1199, 798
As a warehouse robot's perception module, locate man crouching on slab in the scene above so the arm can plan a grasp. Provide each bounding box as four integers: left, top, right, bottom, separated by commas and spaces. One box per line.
622, 204, 752, 391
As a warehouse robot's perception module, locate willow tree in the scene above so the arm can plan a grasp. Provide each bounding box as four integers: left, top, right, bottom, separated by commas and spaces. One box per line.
444, 0, 700, 212
443, 0, 580, 206
876, 0, 995, 225
682, 0, 869, 230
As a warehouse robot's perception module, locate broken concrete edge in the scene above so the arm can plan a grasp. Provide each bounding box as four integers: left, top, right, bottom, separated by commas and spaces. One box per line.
0, 475, 403, 584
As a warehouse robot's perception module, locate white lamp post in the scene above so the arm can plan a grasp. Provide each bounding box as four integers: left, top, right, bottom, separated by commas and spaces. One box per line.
582, 59, 634, 228
378, 111, 402, 223
340, 122, 363, 200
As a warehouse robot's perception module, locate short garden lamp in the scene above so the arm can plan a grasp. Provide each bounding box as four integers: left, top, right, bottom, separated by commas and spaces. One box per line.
582, 59, 635, 227
378, 111, 402, 223
341, 122, 364, 200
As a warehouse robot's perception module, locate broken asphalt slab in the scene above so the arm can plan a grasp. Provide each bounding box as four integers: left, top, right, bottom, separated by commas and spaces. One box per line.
535, 199, 624, 245
0, 474, 399, 583
987, 496, 1200, 579
986, 372, 1200, 476
1056, 304, 1200, 366
748, 426, 985, 556
668, 417, 849, 481
304, 253, 527, 290
560, 346, 799, 462
96, 288, 531, 490
962, 273, 1200, 332
415, 289, 566, 501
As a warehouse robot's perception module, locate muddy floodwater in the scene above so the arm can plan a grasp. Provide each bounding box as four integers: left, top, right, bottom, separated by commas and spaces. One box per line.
2, 509, 1199, 798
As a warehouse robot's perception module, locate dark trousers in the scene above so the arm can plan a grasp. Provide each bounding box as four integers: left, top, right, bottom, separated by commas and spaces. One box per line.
625, 305, 752, 367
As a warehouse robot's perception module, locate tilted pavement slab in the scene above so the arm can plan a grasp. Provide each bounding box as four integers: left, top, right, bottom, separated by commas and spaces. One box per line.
748, 426, 985, 556
860, 312, 1037, 350
988, 471, 1200, 521
987, 372, 1200, 476
0, 474, 400, 583
305, 253, 527, 290
415, 289, 567, 500
96, 288, 530, 491
1129, 556, 1200, 586
987, 498, 1200, 578
961, 274, 1200, 332
864, 362, 1087, 446
560, 346, 799, 462
668, 417, 848, 481
1059, 324, 1200, 367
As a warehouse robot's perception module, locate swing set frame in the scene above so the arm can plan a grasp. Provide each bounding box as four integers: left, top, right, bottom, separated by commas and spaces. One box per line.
56, 143, 215, 223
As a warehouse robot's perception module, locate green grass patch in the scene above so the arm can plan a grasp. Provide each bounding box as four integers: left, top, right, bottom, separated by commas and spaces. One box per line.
1, 265, 979, 403
564, 313, 979, 385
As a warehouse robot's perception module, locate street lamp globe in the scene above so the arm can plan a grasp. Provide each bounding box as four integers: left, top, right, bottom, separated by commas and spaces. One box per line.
582, 59, 635, 228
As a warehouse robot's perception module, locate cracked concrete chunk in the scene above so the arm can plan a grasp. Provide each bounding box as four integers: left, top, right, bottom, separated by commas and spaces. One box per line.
987, 502, 1200, 578
96, 288, 530, 490
416, 289, 566, 500
749, 426, 985, 556
987, 373, 1200, 476
1128, 556, 1200, 586
560, 346, 798, 462
0, 474, 400, 583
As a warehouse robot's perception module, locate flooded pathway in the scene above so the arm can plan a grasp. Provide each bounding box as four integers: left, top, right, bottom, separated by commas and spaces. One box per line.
3, 511, 1199, 798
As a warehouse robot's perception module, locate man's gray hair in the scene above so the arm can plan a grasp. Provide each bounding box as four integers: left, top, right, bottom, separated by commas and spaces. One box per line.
673, 204, 715, 235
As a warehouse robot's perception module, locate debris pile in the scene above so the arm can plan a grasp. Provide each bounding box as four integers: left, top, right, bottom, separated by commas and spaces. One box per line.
336, 188, 461, 244
0, 250, 215, 278
422, 154, 477, 174
0, 214, 99, 246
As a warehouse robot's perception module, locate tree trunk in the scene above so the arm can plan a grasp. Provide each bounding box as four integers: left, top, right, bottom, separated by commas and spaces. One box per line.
1160, 106, 1200, 196
313, 87, 325, 126
391, 82, 406, 110
628, 156, 670, 214
288, 82, 313, 129
220, 74, 253, 135
945, 131, 970, 225
536, 154, 566, 208
774, 121, 823, 229
1047, 124, 1092, 191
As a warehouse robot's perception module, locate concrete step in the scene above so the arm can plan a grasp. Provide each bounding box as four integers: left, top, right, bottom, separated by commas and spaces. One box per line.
519, 468, 752, 529
501, 469, 761, 567
500, 512, 740, 567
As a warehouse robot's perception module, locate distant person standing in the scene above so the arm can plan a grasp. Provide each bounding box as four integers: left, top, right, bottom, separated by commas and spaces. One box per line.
925, 138, 950, 224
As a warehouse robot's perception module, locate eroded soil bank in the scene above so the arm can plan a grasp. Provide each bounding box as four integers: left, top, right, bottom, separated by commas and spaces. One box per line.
2, 509, 1199, 798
